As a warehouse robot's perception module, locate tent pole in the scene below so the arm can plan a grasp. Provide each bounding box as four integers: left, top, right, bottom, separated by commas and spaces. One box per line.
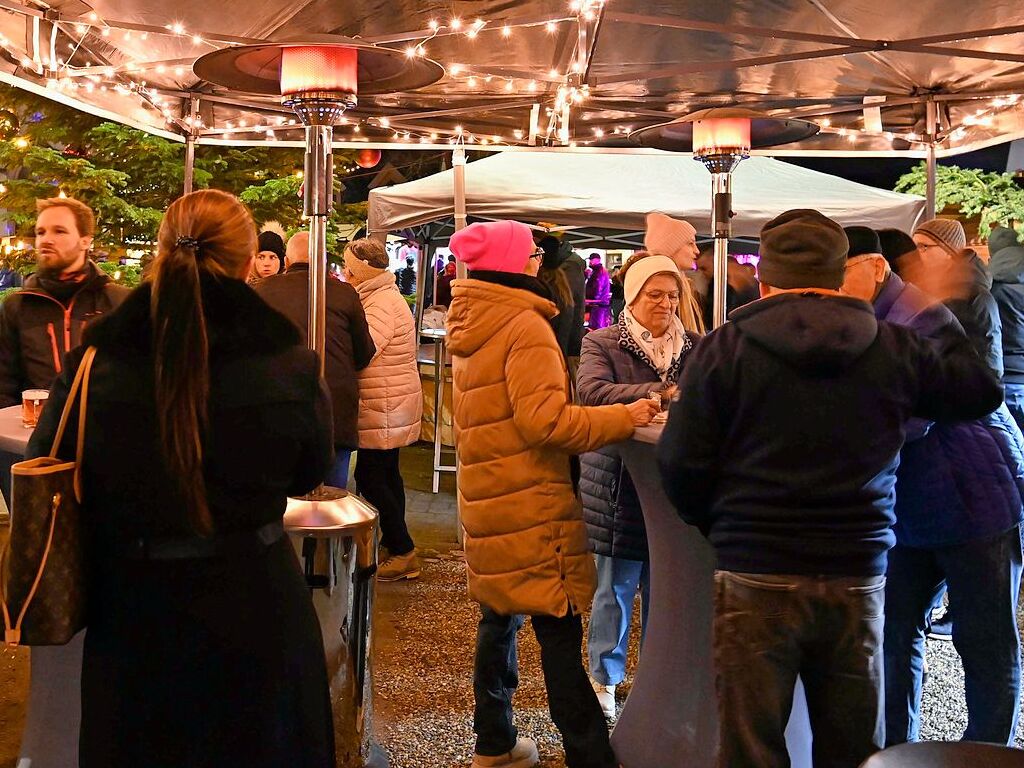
453, 146, 468, 279
926, 99, 938, 217
183, 95, 199, 194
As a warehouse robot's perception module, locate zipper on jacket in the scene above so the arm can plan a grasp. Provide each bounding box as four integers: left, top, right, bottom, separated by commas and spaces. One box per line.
63, 296, 76, 353
46, 323, 62, 374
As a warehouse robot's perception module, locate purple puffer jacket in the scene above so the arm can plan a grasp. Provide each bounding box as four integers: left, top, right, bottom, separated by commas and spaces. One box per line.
876, 273, 1024, 548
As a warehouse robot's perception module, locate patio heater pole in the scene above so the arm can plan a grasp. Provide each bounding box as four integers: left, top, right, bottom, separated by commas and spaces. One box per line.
692, 117, 750, 329
704, 158, 741, 329
925, 99, 938, 217
303, 123, 333, 374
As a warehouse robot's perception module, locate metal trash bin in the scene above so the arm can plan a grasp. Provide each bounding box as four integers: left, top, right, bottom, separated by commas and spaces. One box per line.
285, 486, 384, 768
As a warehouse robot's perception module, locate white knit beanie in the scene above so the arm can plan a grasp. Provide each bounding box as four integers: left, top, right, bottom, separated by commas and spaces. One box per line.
624, 254, 683, 305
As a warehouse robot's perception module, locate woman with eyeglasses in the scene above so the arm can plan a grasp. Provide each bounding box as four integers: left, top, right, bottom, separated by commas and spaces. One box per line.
446, 220, 660, 768
577, 252, 703, 720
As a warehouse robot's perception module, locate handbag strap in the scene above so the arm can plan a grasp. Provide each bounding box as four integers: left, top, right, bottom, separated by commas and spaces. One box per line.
49, 346, 97, 503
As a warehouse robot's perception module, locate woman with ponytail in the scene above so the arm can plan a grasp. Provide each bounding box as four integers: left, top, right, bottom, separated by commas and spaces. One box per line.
28, 189, 336, 768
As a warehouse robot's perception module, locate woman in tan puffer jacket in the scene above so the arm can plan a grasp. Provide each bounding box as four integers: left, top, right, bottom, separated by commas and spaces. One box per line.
343, 238, 423, 582
447, 220, 658, 768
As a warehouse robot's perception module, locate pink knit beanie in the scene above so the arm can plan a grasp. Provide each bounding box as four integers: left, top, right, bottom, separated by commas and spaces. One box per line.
449, 220, 535, 273
644, 212, 697, 259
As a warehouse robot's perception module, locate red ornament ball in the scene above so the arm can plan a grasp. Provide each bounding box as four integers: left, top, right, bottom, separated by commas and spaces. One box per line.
356, 148, 382, 169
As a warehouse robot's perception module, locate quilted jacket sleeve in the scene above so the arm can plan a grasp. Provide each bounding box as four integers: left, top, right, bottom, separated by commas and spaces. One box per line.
577, 332, 656, 406
363, 294, 398, 364
506, 317, 633, 454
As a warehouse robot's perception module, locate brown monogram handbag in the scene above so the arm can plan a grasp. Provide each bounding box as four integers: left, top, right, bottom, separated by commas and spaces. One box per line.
0, 346, 97, 646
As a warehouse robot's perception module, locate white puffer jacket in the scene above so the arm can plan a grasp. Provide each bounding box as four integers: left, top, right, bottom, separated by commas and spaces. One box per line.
353, 271, 423, 449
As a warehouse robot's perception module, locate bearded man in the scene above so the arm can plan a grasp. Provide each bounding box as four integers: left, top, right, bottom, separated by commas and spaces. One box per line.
0, 197, 129, 407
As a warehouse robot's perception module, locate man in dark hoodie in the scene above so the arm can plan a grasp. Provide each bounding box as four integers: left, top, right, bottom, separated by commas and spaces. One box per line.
990, 225, 1024, 430
657, 209, 1004, 768
0, 197, 129, 408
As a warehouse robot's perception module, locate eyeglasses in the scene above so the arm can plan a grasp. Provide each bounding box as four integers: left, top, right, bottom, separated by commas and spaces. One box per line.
844, 255, 876, 270
529, 248, 544, 260
643, 290, 681, 304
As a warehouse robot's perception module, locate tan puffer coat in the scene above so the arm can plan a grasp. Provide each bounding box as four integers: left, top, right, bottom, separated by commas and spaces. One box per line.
354, 271, 423, 449
447, 277, 635, 617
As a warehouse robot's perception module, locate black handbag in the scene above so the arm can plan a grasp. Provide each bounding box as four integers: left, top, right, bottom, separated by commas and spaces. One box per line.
1, 346, 97, 646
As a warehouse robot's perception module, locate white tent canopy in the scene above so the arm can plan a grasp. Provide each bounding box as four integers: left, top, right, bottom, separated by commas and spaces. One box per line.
367, 150, 927, 240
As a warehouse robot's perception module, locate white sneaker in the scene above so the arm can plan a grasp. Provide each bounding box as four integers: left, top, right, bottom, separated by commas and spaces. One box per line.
592, 679, 617, 720
471, 737, 539, 768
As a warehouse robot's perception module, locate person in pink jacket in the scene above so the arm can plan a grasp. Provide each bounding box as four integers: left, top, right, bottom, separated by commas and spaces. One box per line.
343, 238, 424, 581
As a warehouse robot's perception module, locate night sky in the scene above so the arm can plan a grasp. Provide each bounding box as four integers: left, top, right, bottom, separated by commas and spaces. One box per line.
779, 143, 1013, 190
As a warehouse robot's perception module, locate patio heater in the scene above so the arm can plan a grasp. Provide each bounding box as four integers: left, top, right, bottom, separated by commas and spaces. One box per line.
633, 108, 819, 328
194, 38, 442, 768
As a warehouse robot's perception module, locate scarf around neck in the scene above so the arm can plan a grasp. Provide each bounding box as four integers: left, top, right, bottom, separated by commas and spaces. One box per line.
620, 307, 690, 382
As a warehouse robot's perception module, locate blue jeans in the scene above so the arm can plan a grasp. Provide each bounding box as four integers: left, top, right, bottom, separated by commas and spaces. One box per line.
473, 606, 615, 768
324, 449, 352, 489
587, 554, 649, 686
883, 525, 1023, 745
713, 571, 885, 768
1005, 383, 1024, 433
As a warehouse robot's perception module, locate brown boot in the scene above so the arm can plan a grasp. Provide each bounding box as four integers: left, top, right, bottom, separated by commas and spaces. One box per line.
376, 549, 421, 582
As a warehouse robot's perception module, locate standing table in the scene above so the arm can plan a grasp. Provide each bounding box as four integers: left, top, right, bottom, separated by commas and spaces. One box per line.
610, 423, 812, 768
421, 328, 456, 493
0, 404, 83, 768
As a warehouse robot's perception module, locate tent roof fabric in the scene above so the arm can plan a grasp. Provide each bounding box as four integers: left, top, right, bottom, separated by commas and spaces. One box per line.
367, 152, 926, 239
0, 2, 1022, 155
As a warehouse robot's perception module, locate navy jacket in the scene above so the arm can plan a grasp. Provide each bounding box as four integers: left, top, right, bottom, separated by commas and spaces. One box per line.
578, 319, 699, 561
559, 250, 587, 357
945, 250, 1003, 381
657, 293, 1003, 577
877, 273, 1024, 548
990, 227, 1024, 385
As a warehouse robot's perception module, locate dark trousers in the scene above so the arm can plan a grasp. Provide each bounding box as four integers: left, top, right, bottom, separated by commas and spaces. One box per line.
354, 448, 414, 556
884, 526, 1023, 745
473, 606, 616, 768
713, 571, 885, 768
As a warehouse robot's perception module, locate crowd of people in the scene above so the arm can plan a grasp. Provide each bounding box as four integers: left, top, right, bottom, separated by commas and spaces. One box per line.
1, 188, 1022, 768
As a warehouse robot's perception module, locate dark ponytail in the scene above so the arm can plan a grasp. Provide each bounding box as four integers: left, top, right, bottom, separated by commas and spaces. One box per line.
151, 190, 257, 535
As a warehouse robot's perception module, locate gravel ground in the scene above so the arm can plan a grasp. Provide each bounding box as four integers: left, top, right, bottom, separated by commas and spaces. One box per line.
373, 557, 1024, 768
918, 604, 1024, 746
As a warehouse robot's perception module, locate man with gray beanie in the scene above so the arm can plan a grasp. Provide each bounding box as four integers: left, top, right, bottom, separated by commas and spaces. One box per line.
657, 209, 1004, 767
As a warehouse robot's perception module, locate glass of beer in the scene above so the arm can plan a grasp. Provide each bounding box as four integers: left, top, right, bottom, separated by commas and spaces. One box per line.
22, 389, 49, 428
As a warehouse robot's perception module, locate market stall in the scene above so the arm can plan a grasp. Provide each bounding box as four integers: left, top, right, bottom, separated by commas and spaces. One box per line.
367, 150, 927, 240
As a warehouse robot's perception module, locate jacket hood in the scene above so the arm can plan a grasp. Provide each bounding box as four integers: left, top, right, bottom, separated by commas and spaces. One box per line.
959, 249, 993, 291
730, 293, 879, 374
83, 273, 300, 358
990, 229, 1024, 284
446, 278, 557, 357
989, 226, 1021, 256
